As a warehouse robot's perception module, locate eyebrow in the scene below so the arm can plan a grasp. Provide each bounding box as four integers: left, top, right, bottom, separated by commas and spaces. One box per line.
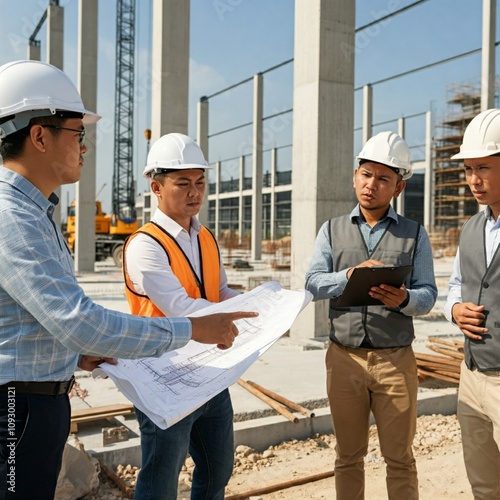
172, 174, 205, 181
463, 162, 488, 168
360, 168, 392, 179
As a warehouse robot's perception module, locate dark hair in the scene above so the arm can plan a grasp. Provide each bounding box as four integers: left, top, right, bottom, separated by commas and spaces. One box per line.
0, 111, 83, 161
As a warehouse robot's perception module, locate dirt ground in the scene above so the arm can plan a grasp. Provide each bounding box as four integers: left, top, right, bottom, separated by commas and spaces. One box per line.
221, 414, 470, 500
85, 414, 472, 499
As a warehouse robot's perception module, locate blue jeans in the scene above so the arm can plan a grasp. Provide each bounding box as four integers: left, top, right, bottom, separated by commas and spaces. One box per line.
134, 389, 234, 500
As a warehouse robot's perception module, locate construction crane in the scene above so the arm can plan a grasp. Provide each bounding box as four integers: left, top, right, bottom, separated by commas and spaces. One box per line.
66, 0, 138, 267
110, 0, 138, 235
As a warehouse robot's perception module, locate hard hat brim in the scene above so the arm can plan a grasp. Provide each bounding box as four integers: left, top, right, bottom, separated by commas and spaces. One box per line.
82, 111, 101, 124
451, 149, 500, 160
143, 163, 213, 178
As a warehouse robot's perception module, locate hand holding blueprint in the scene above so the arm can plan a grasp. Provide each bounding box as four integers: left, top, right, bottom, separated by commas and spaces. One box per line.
94, 281, 312, 429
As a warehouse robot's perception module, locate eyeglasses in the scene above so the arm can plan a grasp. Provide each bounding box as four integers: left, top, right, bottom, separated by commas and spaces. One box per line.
41, 125, 86, 144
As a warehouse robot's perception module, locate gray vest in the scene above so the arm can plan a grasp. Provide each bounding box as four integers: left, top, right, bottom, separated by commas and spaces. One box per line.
329, 214, 419, 348
460, 213, 500, 371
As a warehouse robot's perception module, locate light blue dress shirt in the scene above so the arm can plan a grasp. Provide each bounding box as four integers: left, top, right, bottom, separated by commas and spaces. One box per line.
305, 205, 437, 317
0, 167, 191, 384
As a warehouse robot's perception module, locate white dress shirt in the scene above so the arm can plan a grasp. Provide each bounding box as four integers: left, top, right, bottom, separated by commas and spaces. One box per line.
125, 208, 239, 317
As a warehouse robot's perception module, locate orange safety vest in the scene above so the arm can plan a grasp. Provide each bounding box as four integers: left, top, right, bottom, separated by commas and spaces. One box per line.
123, 221, 221, 317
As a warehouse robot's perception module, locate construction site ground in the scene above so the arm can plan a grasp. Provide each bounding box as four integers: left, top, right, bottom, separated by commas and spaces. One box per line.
67, 256, 473, 499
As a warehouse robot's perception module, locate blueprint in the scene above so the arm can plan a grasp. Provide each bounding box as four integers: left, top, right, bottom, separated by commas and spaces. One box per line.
94, 281, 312, 429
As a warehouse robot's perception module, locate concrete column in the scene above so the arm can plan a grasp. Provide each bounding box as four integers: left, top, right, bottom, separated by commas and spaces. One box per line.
28, 41, 41, 61
362, 84, 373, 145
47, 4, 64, 69
74, 0, 98, 272
215, 161, 221, 239
291, 0, 355, 339
151, 0, 189, 140
396, 117, 405, 215
197, 97, 209, 225
270, 147, 277, 242
481, 0, 496, 111
424, 111, 434, 230
251, 73, 264, 261
238, 156, 244, 244
47, 3, 64, 225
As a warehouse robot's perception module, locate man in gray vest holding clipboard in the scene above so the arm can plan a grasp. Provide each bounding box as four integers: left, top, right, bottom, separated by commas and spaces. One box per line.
444, 108, 500, 499
305, 131, 437, 500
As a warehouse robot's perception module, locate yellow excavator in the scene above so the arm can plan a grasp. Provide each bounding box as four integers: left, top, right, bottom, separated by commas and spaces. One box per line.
65, 199, 138, 267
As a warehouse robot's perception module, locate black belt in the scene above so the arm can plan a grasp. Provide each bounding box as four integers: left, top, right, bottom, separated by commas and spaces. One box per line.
0, 376, 75, 396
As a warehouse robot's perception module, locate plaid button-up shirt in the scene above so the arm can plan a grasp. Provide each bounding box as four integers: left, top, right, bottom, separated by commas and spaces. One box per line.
0, 167, 191, 383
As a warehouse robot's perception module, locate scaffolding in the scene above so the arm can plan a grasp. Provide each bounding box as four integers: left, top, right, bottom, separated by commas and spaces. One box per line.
431, 80, 497, 253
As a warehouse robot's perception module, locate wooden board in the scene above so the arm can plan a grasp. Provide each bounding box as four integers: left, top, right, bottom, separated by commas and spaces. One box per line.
70, 403, 135, 433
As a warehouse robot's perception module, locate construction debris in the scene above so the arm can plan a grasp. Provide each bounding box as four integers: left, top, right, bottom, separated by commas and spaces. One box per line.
237, 379, 302, 424
416, 336, 464, 384
68, 379, 88, 400
55, 443, 99, 500
224, 469, 335, 500
98, 460, 135, 499
102, 425, 130, 446
245, 380, 315, 418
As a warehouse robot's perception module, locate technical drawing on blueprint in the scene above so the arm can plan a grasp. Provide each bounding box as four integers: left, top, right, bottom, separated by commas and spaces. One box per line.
94, 281, 312, 429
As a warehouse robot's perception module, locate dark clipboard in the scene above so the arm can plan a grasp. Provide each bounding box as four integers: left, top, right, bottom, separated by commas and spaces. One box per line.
336, 265, 414, 307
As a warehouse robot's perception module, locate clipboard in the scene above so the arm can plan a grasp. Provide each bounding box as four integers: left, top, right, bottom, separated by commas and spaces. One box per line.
336, 265, 414, 307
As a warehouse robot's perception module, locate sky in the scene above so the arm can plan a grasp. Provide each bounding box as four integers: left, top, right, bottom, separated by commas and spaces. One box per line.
0, 0, 497, 215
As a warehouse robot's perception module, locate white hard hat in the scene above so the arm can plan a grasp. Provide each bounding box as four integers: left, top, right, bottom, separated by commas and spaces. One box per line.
451, 108, 500, 159
357, 131, 413, 180
143, 133, 211, 178
0, 60, 101, 141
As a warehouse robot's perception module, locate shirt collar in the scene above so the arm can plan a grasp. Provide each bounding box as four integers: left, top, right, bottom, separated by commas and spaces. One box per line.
0, 166, 59, 215
350, 203, 399, 224
483, 206, 500, 224
151, 208, 201, 237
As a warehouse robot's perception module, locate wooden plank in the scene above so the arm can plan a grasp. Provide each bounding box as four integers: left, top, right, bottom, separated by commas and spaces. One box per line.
428, 336, 464, 349
418, 368, 460, 384
71, 403, 135, 419
416, 360, 460, 373
70, 404, 135, 433
246, 380, 314, 418
237, 379, 298, 424
414, 352, 462, 366
224, 470, 335, 500
98, 460, 134, 499
427, 345, 464, 360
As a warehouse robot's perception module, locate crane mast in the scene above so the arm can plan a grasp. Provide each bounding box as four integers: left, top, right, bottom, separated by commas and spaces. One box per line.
112, 0, 136, 228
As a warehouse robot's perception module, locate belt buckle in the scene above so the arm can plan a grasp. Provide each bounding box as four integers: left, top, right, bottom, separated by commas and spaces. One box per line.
65, 376, 76, 395
56, 376, 75, 395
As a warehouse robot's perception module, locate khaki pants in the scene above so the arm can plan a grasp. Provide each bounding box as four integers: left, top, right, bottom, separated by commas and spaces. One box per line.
458, 362, 500, 499
326, 342, 419, 500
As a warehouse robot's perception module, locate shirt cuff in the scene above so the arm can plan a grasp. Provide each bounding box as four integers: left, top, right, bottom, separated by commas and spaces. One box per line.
338, 269, 349, 289
163, 317, 192, 350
